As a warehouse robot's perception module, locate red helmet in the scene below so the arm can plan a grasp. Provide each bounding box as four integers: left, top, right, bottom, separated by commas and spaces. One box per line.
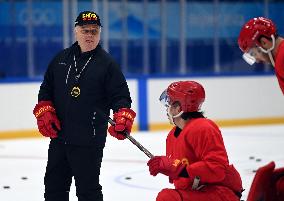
238, 17, 277, 53
160, 81, 205, 112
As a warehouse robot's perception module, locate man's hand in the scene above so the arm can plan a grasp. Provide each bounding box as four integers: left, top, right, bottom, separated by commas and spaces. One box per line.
33, 101, 61, 138
108, 108, 136, 140
147, 156, 186, 180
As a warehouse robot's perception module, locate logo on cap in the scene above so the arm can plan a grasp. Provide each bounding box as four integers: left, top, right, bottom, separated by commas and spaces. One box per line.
75, 11, 102, 27
82, 12, 98, 21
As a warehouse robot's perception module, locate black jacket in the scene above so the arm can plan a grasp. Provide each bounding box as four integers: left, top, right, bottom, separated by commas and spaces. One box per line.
38, 42, 132, 145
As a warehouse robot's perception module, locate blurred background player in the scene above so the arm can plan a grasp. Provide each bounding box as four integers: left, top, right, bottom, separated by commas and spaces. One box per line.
238, 17, 284, 94
33, 11, 136, 201
147, 81, 243, 201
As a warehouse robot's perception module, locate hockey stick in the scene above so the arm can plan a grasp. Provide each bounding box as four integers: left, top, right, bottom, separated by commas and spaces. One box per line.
95, 109, 154, 159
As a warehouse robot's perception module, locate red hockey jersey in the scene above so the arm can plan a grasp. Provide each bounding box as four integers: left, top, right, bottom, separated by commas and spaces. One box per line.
166, 118, 242, 198
275, 40, 284, 95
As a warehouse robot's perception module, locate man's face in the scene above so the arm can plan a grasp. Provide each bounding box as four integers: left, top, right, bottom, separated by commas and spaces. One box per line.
166, 103, 181, 125
244, 46, 271, 65
250, 47, 271, 64
75, 24, 101, 52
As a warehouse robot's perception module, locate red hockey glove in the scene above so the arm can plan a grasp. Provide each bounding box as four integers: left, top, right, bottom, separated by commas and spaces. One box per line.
147, 156, 186, 180
108, 108, 136, 140
33, 101, 61, 138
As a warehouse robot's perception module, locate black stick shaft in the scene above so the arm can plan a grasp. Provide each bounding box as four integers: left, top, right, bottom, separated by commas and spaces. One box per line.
107, 118, 154, 158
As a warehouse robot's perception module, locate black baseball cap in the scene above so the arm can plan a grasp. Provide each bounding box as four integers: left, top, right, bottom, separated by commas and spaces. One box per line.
74, 11, 102, 27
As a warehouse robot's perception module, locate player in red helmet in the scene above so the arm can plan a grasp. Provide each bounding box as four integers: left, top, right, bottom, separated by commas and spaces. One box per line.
147, 81, 243, 201
238, 17, 284, 94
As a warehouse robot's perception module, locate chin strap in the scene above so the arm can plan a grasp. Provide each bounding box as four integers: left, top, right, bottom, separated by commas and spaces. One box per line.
167, 106, 184, 125
268, 51, 275, 66
259, 34, 276, 66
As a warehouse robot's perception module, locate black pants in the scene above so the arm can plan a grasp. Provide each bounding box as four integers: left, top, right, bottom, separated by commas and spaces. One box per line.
44, 139, 105, 201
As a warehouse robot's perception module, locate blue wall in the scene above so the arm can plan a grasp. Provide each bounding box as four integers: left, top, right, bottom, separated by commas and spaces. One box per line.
0, 1, 282, 77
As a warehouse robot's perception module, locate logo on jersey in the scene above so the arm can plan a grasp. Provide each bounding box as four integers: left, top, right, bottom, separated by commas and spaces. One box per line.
172, 158, 189, 167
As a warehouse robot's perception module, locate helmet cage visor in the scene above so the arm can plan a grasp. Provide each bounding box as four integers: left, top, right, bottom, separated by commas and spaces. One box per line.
242, 47, 264, 65
243, 52, 256, 65
159, 90, 170, 107
159, 88, 187, 110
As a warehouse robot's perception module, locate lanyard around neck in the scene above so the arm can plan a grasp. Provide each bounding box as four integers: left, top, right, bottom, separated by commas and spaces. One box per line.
74, 55, 92, 81
65, 54, 92, 85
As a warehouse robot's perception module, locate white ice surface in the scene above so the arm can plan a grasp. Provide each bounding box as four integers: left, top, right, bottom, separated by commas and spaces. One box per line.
0, 124, 284, 201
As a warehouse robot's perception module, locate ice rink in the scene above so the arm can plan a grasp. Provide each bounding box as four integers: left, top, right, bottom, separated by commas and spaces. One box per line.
0, 124, 284, 201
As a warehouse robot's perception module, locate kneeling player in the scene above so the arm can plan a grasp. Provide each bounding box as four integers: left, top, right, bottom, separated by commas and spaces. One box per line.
147, 81, 243, 201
